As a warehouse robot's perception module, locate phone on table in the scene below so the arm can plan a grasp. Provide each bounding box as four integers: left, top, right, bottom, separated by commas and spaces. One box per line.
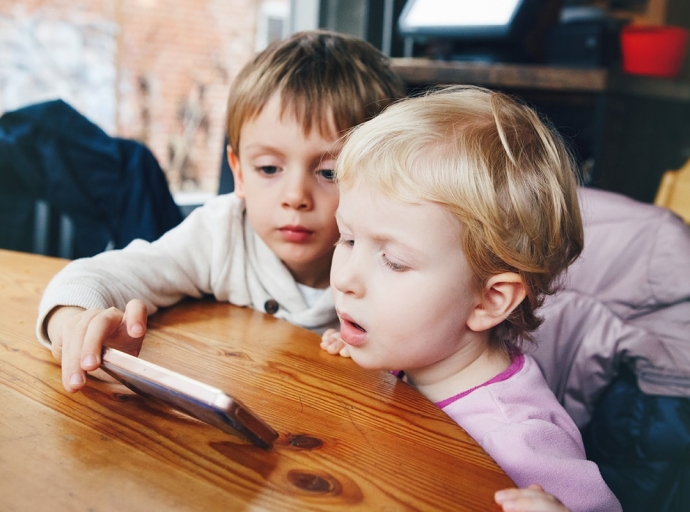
100, 347, 279, 449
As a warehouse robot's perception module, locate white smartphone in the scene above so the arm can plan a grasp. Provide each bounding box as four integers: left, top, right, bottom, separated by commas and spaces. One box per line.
100, 347, 279, 449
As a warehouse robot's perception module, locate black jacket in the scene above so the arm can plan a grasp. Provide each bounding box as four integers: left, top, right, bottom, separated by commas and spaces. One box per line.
0, 99, 182, 258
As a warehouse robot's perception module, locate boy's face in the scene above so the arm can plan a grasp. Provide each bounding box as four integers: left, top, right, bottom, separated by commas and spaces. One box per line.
331, 182, 485, 382
228, 93, 341, 288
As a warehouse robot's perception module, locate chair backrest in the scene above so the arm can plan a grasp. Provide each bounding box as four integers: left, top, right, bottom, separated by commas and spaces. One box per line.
655, 159, 690, 223
0, 99, 183, 259
218, 135, 235, 195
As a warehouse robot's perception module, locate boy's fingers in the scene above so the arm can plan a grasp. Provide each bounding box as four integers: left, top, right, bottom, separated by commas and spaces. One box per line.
61, 308, 102, 392
48, 306, 86, 362
80, 307, 125, 371
123, 300, 148, 355
124, 299, 147, 337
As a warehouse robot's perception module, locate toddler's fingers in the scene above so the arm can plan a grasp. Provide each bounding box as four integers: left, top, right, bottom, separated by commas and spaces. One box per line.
495, 486, 568, 512
320, 329, 353, 358
322, 338, 342, 354
320, 329, 350, 357
320, 329, 339, 350
321, 328, 337, 342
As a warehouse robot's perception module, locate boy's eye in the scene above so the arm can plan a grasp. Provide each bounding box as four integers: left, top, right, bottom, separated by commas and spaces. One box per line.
318, 169, 335, 181
258, 166, 279, 175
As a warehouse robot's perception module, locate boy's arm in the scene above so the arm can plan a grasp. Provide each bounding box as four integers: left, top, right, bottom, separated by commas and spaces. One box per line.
36, 195, 246, 392
36, 194, 245, 349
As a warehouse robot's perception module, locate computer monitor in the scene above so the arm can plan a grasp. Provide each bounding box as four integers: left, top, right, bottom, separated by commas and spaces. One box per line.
398, 0, 555, 62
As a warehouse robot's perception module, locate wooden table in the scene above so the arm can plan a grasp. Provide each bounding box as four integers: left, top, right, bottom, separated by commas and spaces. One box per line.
0, 249, 513, 511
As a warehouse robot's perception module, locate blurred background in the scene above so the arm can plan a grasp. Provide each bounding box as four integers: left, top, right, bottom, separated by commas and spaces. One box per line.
2, 0, 688, 197
0, 0, 292, 194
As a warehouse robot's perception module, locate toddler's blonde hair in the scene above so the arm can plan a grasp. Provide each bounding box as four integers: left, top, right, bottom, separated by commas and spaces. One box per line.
337, 86, 584, 350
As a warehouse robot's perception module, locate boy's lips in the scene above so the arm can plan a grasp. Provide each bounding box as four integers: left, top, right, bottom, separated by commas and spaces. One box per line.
337, 310, 367, 347
279, 225, 313, 243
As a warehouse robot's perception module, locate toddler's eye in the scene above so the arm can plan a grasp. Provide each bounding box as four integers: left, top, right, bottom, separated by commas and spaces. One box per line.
336, 235, 354, 247
383, 256, 407, 272
318, 169, 335, 181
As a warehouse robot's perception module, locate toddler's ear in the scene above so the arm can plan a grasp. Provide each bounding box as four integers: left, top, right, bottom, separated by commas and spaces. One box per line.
227, 146, 245, 198
466, 273, 526, 333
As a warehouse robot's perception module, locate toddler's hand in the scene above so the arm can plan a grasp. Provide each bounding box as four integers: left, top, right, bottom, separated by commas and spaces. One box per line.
46, 299, 148, 393
495, 484, 569, 512
320, 328, 351, 357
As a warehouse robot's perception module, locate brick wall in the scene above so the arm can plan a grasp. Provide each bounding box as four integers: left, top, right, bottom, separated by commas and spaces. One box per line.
1, 0, 276, 193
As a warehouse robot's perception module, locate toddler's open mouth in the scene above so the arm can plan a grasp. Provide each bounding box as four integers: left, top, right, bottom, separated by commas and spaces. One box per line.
351, 321, 366, 332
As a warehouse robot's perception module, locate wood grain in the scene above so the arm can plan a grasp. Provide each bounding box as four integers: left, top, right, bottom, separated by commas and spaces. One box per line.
391, 58, 690, 101
391, 58, 608, 92
0, 249, 513, 511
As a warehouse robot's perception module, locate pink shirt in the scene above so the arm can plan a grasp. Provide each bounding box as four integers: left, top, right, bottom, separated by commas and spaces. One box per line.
439, 354, 621, 512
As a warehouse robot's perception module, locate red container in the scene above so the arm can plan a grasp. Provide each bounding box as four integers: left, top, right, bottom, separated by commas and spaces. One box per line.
621, 25, 689, 78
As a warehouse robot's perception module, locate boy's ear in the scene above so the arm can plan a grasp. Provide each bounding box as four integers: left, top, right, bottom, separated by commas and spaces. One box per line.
466, 273, 526, 333
227, 146, 245, 198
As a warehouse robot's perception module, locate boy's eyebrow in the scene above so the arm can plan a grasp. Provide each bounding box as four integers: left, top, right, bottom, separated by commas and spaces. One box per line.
322, 139, 345, 156
243, 139, 343, 157
242, 142, 282, 154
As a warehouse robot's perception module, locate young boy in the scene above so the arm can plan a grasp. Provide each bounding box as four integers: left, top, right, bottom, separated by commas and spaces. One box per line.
37, 30, 405, 393
321, 86, 621, 512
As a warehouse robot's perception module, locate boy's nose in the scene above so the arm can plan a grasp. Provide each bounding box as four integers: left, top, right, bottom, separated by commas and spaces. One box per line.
282, 173, 313, 210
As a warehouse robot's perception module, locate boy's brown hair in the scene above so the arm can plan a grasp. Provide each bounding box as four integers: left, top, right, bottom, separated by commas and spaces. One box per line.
336, 85, 584, 352
226, 30, 406, 153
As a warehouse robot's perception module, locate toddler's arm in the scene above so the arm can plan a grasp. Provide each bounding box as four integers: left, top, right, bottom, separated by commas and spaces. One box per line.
320, 328, 351, 357
495, 485, 569, 512
46, 299, 148, 393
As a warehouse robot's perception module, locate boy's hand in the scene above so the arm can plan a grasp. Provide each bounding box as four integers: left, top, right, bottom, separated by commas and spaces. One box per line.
495, 485, 569, 512
320, 328, 351, 358
46, 299, 148, 393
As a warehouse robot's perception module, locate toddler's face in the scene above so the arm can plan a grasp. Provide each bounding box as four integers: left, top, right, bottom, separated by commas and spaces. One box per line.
331, 182, 482, 381
230, 93, 341, 288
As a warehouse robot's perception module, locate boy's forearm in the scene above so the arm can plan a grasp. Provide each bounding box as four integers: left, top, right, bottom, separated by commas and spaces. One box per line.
34, 220, 213, 349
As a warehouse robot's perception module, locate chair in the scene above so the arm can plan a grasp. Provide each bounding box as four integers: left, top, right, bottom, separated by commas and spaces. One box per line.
218, 135, 235, 195
0, 100, 183, 259
532, 187, 690, 512
655, 159, 690, 223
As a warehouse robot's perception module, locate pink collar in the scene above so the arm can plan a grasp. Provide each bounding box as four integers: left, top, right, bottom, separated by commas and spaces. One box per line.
435, 353, 525, 408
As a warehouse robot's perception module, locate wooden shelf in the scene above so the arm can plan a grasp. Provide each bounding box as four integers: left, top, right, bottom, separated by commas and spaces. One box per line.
392, 58, 608, 92
391, 58, 690, 100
